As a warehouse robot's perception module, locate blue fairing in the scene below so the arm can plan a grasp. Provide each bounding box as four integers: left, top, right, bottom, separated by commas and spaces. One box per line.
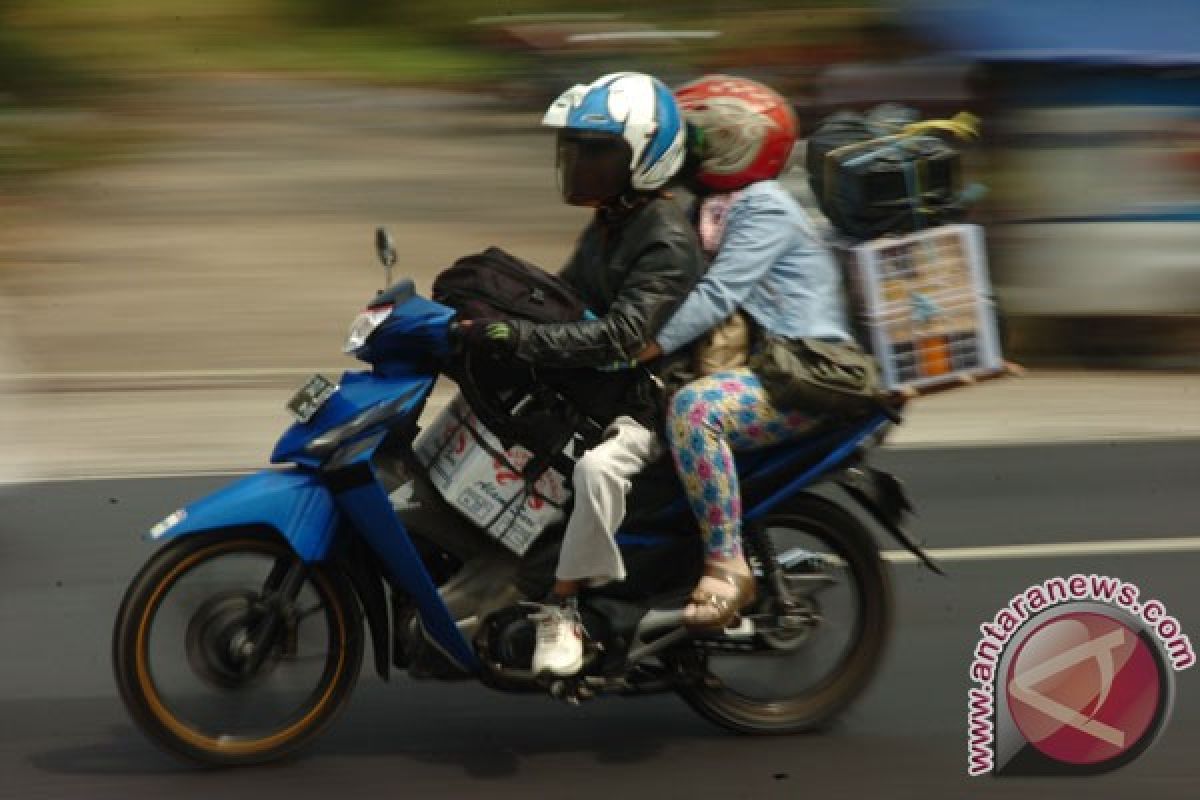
357, 292, 456, 364
333, 466, 479, 672
270, 292, 453, 467
271, 370, 435, 466
155, 469, 339, 562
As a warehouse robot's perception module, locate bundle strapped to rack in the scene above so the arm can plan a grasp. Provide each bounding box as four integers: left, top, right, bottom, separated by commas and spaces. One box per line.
809, 110, 981, 240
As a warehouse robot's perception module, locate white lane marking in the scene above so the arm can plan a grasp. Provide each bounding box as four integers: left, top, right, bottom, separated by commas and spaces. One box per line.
885, 434, 1200, 451
883, 536, 1200, 563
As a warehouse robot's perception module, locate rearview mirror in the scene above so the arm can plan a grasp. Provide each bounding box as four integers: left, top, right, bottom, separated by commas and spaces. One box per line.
375, 227, 397, 268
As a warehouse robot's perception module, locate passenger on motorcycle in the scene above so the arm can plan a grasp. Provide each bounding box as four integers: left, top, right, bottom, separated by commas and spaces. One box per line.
461, 72, 704, 677
637, 76, 875, 629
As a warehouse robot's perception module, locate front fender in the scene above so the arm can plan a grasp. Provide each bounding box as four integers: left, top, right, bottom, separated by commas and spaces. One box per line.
151, 469, 339, 563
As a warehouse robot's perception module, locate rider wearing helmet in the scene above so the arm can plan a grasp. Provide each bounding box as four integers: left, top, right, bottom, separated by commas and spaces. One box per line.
638, 76, 863, 630
675, 74, 799, 193
464, 72, 705, 677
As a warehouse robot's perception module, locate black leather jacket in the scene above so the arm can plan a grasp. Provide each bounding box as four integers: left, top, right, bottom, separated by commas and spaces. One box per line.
508, 194, 705, 426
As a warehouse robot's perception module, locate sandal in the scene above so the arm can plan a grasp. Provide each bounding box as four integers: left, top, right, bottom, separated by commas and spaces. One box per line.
684, 562, 757, 631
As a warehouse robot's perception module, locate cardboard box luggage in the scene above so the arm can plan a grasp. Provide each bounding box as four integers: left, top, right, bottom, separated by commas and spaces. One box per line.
414, 392, 572, 555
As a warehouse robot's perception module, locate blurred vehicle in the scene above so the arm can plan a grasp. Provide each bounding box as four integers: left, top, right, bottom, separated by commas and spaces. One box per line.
905, 0, 1200, 359
801, 61, 973, 131
989, 102, 1200, 317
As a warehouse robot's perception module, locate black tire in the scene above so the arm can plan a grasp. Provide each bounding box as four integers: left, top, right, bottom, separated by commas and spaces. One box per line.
676, 495, 892, 734
113, 530, 363, 765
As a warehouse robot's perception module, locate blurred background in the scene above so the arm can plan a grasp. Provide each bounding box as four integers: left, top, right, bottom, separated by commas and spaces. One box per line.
1, 0, 1198, 478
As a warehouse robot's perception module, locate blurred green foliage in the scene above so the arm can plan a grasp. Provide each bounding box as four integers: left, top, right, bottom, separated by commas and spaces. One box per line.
0, 0, 514, 99
0, 0, 884, 177
0, 0, 887, 101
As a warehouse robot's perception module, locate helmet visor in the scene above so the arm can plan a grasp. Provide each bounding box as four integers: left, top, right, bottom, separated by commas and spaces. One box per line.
556, 131, 632, 206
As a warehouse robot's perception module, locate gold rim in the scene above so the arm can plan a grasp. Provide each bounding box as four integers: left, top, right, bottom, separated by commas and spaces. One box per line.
133, 540, 347, 757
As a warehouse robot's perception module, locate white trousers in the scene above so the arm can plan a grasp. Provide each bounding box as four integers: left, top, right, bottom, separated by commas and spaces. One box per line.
554, 416, 662, 585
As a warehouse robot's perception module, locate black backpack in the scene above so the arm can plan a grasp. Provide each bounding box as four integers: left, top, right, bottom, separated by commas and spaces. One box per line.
433, 247, 585, 325
432, 248, 633, 469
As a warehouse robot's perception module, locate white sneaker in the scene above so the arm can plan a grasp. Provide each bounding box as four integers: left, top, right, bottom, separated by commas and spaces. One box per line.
529, 602, 584, 677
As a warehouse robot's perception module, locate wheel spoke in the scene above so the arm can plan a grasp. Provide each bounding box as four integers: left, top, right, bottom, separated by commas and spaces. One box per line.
294, 602, 325, 623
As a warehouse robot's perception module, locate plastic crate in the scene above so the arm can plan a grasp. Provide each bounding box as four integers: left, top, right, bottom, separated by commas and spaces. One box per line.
837, 223, 1004, 392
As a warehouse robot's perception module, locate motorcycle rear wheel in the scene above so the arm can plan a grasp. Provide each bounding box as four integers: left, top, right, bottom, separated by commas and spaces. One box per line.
113, 530, 363, 765
675, 496, 892, 734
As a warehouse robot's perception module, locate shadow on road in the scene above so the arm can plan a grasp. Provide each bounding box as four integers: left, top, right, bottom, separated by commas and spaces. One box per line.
29, 727, 178, 777
317, 690, 712, 779
22, 688, 714, 781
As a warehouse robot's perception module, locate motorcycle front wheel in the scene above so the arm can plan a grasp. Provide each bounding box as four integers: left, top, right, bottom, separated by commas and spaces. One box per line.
674, 496, 892, 734
113, 530, 363, 765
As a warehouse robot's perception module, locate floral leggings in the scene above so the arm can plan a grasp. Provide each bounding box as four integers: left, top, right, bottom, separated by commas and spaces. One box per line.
666, 368, 817, 560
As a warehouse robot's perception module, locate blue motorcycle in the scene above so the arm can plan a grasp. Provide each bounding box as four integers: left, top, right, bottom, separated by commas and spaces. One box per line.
113, 229, 939, 765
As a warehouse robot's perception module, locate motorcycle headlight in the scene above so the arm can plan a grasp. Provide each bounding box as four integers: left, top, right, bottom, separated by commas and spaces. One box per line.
343, 305, 393, 354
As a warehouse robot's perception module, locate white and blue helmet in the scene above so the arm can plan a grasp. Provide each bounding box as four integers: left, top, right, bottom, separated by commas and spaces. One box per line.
542, 72, 687, 203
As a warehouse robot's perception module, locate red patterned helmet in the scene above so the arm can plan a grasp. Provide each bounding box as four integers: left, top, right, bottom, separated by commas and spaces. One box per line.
674, 75, 798, 191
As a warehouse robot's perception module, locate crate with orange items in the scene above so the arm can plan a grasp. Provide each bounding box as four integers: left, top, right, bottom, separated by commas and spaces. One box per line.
837, 223, 1005, 394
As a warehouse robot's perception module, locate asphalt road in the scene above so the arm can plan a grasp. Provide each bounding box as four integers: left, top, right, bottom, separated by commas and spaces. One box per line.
1, 441, 1198, 799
